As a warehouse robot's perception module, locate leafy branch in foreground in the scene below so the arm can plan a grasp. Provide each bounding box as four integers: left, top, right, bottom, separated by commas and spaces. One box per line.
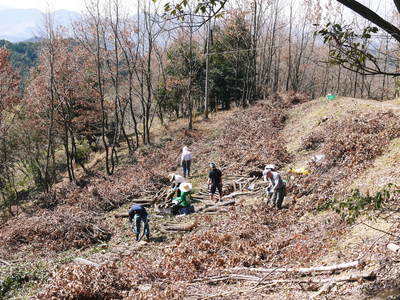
153, 0, 227, 23
317, 23, 400, 77
319, 184, 400, 223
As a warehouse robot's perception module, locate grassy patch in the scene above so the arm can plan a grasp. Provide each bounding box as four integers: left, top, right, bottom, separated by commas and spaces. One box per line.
352, 138, 400, 192
0, 263, 48, 299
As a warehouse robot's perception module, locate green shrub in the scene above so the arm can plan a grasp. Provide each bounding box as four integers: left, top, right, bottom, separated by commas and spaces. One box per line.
0, 267, 47, 299
28, 163, 49, 192
75, 138, 91, 165
319, 184, 400, 223
0, 271, 28, 298
0, 270, 41, 298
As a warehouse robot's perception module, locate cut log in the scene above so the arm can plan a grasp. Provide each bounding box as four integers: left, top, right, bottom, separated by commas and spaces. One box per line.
114, 213, 129, 218
202, 207, 229, 213
214, 200, 236, 207
197, 200, 236, 212
261, 271, 376, 284
73, 258, 100, 267
196, 271, 375, 285
161, 222, 196, 232
223, 191, 252, 198
230, 260, 362, 274
134, 199, 154, 204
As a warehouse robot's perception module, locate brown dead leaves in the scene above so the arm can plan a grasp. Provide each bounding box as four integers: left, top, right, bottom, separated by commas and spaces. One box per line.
0, 206, 111, 258
291, 111, 400, 203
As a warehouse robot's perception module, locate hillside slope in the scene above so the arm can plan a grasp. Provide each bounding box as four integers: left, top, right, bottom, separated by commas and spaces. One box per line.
1, 95, 400, 300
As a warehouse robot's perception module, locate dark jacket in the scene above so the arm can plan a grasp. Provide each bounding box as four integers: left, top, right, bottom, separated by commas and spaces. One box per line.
209, 168, 222, 185
128, 204, 148, 223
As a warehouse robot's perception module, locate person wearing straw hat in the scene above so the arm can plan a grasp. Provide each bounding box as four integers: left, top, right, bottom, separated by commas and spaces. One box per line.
168, 173, 187, 198
128, 204, 150, 241
171, 182, 194, 215
181, 146, 193, 178
208, 162, 223, 202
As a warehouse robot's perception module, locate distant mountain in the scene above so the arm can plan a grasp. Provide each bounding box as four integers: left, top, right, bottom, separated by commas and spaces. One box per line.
23, 36, 44, 43
0, 8, 80, 42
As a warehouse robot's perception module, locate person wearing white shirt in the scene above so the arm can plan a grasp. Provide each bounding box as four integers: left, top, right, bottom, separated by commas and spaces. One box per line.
168, 173, 187, 197
263, 166, 285, 209
181, 146, 193, 178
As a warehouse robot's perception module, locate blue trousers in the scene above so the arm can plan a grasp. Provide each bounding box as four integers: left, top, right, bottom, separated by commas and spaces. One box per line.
132, 215, 150, 240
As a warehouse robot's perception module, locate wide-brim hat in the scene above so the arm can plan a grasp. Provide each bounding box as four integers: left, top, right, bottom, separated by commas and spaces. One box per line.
179, 182, 192, 192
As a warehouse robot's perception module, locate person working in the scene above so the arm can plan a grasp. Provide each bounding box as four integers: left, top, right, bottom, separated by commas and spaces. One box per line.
172, 182, 194, 215
181, 146, 193, 178
263, 166, 285, 209
208, 163, 223, 202
168, 173, 186, 197
128, 204, 150, 241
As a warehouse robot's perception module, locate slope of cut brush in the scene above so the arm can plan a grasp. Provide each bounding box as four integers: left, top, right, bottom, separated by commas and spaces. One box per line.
282, 97, 400, 200
352, 137, 400, 193
3, 93, 400, 300
282, 96, 400, 159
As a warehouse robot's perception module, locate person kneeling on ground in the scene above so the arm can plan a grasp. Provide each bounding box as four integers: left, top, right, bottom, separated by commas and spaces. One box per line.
128, 204, 150, 241
263, 167, 285, 209
168, 173, 186, 198
208, 162, 223, 202
172, 182, 194, 215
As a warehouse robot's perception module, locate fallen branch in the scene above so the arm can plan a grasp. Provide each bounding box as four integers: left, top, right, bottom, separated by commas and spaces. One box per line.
223, 191, 253, 198
161, 222, 196, 232
134, 199, 154, 204
361, 222, 400, 239
114, 213, 129, 218
196, 272, 375, 300
310, 280, 336, 299
73, 258, 101, 267
197, 271, 375, 285
264, 271, 376, 284
197, 200, 236, 212
230, 260, 362, 274
202, 207, 229, 213
0, 259, 11, 265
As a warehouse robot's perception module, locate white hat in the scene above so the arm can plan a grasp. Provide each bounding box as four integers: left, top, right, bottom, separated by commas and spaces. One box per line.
179, 182, 192, 193
264, 164, 276, 171
168, 173, 175, 182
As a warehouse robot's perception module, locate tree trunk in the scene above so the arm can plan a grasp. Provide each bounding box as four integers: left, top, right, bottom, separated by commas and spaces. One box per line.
204, 17, 211, 120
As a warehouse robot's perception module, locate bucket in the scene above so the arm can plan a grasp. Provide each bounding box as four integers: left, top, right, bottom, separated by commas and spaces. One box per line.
326, 94, 336, 100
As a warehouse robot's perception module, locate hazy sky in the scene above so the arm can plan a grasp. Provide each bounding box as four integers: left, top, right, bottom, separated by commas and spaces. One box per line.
0, 0, 85, 12
0, 0, 168, 13
0, 0, 392, 17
